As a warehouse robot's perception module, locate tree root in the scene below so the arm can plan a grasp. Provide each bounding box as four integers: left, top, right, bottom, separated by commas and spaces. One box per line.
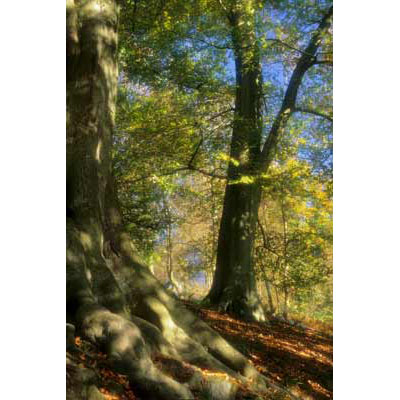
112, 255, 266, 387
67, 221, 297, 399
76, 304, 193, 400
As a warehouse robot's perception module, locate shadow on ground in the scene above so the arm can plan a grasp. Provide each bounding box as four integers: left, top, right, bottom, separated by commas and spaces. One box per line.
184, 301, 333, 400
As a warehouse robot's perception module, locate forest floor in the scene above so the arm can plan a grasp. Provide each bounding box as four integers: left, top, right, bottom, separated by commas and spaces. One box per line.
67, 301, 332, 400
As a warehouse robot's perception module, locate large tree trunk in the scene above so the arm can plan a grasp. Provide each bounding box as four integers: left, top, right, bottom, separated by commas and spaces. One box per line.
206, 1, 266, 321
207, 182, 265, 320
66, 1, 273, 399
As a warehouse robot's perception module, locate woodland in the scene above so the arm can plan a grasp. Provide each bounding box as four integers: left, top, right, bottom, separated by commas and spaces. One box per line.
66, 0, 333, 399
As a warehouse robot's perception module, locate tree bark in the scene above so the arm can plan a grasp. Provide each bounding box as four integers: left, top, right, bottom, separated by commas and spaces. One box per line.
208, 182, 265, 320
283, 286, 289, 320
262, 268, 275, 315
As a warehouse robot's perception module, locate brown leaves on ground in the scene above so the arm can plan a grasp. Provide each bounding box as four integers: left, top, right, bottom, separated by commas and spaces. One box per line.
183, 301, 333, 400
152, 353, 272, 400
67, 336, 138, 400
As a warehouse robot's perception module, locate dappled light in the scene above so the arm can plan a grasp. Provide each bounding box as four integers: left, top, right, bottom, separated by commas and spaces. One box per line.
68, 300, 332, 399
67, 0, 332, 398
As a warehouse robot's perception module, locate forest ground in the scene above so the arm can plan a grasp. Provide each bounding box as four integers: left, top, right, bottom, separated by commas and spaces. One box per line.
67, 301, 332, 400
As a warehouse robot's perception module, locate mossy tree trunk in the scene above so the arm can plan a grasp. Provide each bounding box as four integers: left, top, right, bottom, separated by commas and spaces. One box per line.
206, 1, 265, 321
66, 1, 271, 399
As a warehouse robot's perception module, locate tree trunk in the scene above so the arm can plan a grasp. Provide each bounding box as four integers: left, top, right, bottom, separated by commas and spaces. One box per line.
67, 0, 125, 317
265, 280, 275, 314
261, 267, 275, 315
207, 182, 265, 320
283, 286, 289, 321
206, 1, 266, 321
274, 285, 281, 314
165, 209, 181, 296
66, 1, 271, 399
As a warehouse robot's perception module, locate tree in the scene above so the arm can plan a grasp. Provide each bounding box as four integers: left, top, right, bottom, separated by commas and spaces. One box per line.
66, 1, 271, 398
205, 0, 266, 320
206, 0, 333, 321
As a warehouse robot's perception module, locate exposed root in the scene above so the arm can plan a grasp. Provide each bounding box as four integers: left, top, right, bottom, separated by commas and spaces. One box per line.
77, 304, 193, 400
114, 257, 264, 378
67, 221, 291, 399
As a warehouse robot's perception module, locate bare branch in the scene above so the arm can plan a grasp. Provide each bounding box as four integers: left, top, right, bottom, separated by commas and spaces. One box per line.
293, 107, 333, 122
266, 38, 316, 57
205, 107, 235, 122
187, 165, 227, 180
190, 35, 232, 50
187, 137, 204, 168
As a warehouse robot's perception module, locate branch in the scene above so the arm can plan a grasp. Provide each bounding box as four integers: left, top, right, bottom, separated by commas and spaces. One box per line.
167, 27, 232, 50
126, 107, 233, 185
257, 216, 268, 248
190, 35, 232, 50
293, 107, 333, 122
257, 217, 280, 258
313, 59, 332, 66
187, 137, 204, 168
202, 107, 235, 124
129, 166, 226, 184
260, 6, 333, 170
129, 167, 188, 184
186, 134, 227, 180
187, 165, 227, 180
265, 38, 316, 58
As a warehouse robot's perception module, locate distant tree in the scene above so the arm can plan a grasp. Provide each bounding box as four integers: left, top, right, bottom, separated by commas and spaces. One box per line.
255, 155, 332, 319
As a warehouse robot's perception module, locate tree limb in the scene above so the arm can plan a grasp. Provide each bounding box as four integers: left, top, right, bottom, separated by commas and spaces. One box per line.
265, 38, 316, 58
190, 35, 232, 50
293, 107, 333, 122
129, 165, 226, 184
